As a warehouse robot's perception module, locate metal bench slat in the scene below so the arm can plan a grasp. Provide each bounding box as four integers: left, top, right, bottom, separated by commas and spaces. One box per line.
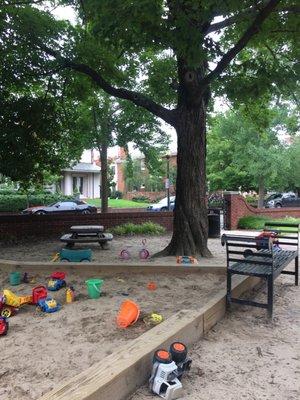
228, 250, 273, 258
228, 250, 297, 277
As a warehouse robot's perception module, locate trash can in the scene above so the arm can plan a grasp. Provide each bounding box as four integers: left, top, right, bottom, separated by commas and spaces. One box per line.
208, 213, 220, 238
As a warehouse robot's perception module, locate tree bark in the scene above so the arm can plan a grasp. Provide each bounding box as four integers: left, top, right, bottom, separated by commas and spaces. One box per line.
258, 176, 265, 208
157, 101, 211, 257
100, 144, 109, 213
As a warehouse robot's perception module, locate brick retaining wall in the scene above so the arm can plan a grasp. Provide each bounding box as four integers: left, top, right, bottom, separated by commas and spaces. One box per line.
0, 211, 173, 240
224, 192, 300, 229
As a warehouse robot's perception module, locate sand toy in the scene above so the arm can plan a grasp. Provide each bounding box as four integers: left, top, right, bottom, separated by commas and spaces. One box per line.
176, 256, 197, 264
139, 239, 150, 259
60, 248, 92, 262
86, 279, 104, 299
0, 286, 47, 318
37, 297, 61, 313
48, 271, 67, 291
116, 299, 140, 328
0, 317, 9, 336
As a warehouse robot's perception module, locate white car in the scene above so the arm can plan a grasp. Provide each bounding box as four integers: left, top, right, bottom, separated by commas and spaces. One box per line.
147, 196, 175, 212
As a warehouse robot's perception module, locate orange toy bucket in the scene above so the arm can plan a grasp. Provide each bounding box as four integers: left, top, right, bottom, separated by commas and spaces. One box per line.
116, 300, 140, 328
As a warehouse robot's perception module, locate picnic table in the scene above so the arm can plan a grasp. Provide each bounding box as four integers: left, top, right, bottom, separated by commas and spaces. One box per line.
60, 225, 113, 249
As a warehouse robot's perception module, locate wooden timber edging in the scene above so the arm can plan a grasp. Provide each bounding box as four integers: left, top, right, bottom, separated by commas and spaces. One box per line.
0, 259, 225, 275
40, 274, 261, 400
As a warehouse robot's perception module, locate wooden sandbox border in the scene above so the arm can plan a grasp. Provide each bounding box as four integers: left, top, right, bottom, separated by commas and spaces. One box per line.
35, 273, 261, 400
0, 259, 225, 275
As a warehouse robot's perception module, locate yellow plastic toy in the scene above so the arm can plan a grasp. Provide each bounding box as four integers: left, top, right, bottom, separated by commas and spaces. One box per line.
51, 253, 60, 262
66, 287, 75, 303
143, 312, 163, 326
3, 289, 32, 308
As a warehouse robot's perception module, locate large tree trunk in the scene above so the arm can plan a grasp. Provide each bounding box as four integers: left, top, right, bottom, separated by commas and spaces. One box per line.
159, 102, 211, 257
258, 176, 265, 208
100, 144, 109, 213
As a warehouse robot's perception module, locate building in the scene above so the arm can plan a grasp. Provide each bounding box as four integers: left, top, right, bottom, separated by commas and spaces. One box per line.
109, 149, 177, 194
60, 162, 101, 199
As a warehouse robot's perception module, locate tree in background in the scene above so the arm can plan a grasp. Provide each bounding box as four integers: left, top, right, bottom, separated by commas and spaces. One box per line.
284, 137, 300, 195
124, 156, 165, 193
0, 95, 84, 190
77, 93, 168, 212
207, 103, 298, 207
1, 1, 298, 255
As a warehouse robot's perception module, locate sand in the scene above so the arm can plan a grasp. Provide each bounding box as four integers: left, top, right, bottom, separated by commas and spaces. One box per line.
1, 233, 298, 400
130, 274, 300, 400
0, 248, 225, 399
0, 233, 227, 266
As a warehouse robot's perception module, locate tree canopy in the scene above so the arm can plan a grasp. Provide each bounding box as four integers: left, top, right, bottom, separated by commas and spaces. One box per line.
207, 103, 298, 203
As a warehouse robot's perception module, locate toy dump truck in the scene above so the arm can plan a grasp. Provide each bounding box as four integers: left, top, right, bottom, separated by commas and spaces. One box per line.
0, 286, 47, 318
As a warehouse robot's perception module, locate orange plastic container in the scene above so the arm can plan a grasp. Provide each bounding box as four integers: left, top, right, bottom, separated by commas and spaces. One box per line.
116, 300, 140, 328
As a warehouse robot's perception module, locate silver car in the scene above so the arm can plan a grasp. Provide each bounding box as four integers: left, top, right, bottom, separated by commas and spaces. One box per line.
22, 200, 97, 215
147, 196, 175, 211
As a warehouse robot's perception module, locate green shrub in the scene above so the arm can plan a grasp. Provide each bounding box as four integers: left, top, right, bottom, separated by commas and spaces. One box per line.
110, 190, 123, 199
0, 189, 19, 196
238, 215, 300, 230
238, 216, 268, 230
0, 193, 74, 212
111, 221, 166, 235
131, 196, 151, 203
244, 195, 258, 207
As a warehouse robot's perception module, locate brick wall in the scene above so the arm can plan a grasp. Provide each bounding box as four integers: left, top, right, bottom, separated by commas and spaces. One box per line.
107, 207, 148, 213
224, 192, 300, 229
0, 211, 173, 240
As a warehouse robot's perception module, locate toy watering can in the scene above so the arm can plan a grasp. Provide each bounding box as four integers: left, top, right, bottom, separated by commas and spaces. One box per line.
119, 248, 131, 260
139, 239, 150, 260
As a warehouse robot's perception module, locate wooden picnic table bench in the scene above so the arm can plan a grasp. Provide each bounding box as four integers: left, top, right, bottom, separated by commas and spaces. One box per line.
60, 225, 113, 249
221, 222, 299, 317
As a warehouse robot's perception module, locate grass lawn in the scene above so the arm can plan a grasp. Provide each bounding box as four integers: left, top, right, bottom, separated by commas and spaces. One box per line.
238, 215, 300, 230
86, 198, 150, 208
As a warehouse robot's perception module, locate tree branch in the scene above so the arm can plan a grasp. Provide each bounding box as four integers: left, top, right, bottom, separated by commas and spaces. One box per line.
264, 43, 299, 106
201, 0, 281, 87
205, 2, 299, 35
40, 45, 176, 126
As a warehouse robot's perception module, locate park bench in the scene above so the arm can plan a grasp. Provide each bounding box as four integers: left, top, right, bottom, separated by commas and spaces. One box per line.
221, 222, 299, 317
60, 225, 113, 249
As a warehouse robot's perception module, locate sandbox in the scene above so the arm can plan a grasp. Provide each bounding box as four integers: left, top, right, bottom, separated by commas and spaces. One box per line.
0, 262, 229, 400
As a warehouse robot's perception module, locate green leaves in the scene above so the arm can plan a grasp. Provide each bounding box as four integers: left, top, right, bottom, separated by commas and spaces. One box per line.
0, 94, 83, 186
207, 102, 297, 192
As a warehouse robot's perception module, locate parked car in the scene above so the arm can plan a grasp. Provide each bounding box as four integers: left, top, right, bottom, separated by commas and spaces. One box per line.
265, 192, 300, 208
22, 200, 97, 215
147, 196, 175, 212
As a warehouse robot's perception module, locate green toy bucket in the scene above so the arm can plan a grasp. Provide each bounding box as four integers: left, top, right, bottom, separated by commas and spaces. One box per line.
9, 271, 21, 286
85, 279, 104, 299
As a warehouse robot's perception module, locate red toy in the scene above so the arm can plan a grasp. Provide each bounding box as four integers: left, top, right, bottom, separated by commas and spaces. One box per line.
0, 317, 9, 336
51, 271, 66, 280
0, 286, 47, 318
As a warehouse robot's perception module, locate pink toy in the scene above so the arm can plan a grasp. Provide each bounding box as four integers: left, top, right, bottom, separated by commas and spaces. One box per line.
120, 249, 131, 260
139, 239, 150, 260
